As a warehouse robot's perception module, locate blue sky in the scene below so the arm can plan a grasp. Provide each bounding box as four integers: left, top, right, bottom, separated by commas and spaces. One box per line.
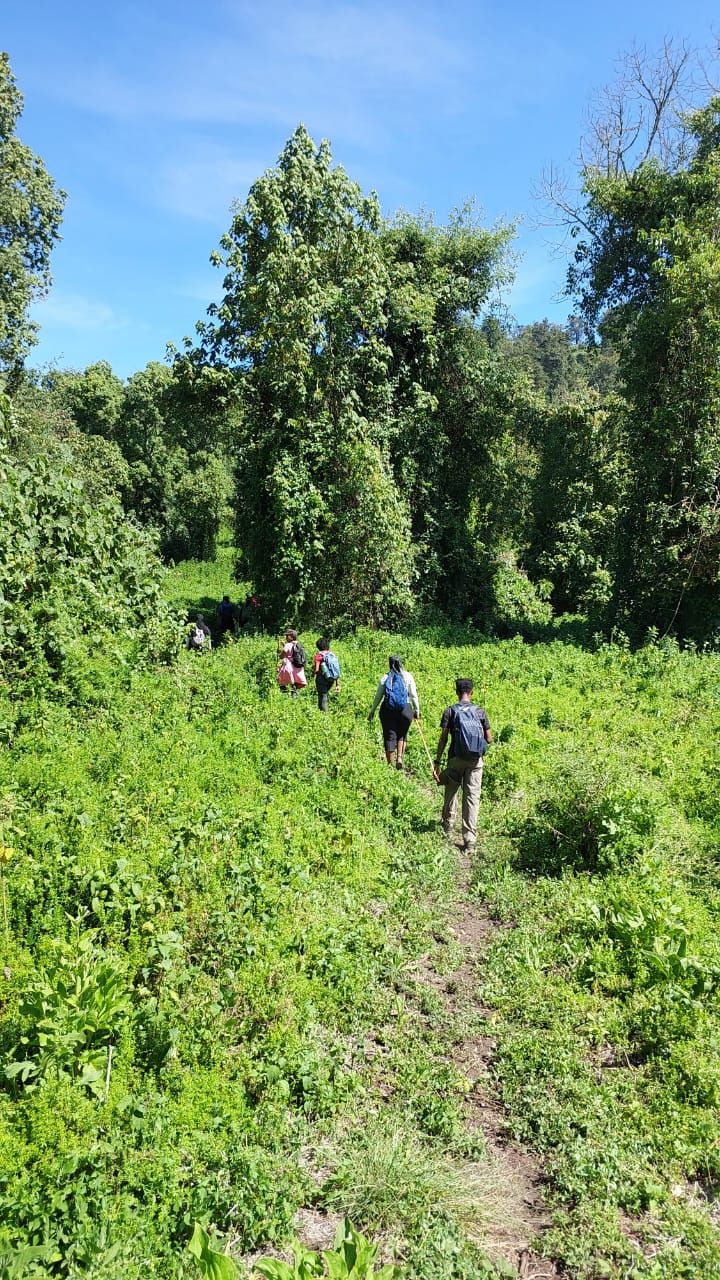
4, 0, 720, 377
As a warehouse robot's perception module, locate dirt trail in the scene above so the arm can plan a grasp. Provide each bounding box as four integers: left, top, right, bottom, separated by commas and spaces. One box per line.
409, 832, 559, 1279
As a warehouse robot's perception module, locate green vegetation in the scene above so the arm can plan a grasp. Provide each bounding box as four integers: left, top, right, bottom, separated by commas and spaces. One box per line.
1, 533, 720, 1275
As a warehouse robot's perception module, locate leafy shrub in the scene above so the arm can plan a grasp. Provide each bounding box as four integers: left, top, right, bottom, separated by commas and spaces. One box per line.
514, 761, 657, 875
254, 1219, 403, 1280
0, 426, 178, 701
5, 932, 131, 1092
486, 550, 553, 637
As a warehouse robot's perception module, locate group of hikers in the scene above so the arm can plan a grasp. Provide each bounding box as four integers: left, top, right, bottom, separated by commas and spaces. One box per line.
186, 594, 260, 651
187, 604, 492, 852
273, 629, 493, 854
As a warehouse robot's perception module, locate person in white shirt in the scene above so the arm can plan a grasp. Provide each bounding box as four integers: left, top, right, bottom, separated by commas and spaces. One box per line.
368, 655, 420, 770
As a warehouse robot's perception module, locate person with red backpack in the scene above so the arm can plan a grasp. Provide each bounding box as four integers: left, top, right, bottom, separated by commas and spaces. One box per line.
368, 655, 420, 770
277, 628, 307, 695
433, 678, 492, 853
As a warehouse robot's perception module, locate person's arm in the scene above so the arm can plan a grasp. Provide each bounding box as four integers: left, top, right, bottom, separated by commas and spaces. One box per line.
314, 652, 322, 675
368, 679, 385, 720
433, 708, 452, 781
407, 673, 420, 718
481, 709, 493, 744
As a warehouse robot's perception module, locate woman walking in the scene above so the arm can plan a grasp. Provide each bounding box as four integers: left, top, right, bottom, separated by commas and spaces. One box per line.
368, 655, 420, 769
313, 637, 341, 711
277, 629, 307, 696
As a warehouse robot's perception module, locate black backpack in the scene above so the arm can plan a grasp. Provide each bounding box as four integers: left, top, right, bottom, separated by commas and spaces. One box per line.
291, 641, 306, 669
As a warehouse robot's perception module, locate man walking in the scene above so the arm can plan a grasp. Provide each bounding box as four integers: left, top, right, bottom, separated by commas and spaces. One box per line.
433, 678, 492, 853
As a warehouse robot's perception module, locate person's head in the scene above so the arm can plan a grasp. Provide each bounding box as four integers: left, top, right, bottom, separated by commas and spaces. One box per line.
317, 636, 329, 652
197, 613, 206, 625
389, 655, 403, 673
222, 594, 230, 604
286, 628, 297, 642
455, 677, 473, 699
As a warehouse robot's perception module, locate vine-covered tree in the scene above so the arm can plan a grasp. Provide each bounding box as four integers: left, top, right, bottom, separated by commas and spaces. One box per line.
0, 53, 65, 381
570, 94, 720, 639
379, 211, 517, 615
200, 125, 415, 627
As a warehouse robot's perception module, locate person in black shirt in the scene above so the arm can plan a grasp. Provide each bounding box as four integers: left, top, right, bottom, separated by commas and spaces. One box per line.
433, 678, 492, 853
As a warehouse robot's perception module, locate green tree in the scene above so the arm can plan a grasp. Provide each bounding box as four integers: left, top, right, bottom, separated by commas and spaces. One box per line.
510, 320, 583, 402
201, 125, 415, 627
528, 393, 629, 618
570, 96, 720, 639
0, 52, 64, 381
0, 399, 176, 700
380, 211, 518, 615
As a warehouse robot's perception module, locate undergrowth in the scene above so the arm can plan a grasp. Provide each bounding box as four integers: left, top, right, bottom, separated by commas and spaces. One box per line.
1, 550, 720, 1277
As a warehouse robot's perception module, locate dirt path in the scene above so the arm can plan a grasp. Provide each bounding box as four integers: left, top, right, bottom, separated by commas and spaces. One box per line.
408, 838, 559, 1278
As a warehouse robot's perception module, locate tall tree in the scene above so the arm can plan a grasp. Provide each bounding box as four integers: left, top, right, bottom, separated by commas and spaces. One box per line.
200, 125, 415, 627
0, 53, 64, 382
570, 94, 720, 639
380, 210, 517, 614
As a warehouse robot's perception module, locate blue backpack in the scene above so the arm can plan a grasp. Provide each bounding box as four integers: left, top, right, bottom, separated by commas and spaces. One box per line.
452, 702, 487, 758
321, 651, 341, 680
384, 670, 408, 711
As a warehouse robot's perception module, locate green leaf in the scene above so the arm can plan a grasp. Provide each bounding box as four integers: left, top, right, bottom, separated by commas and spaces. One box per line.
188, 1222, 239, 1279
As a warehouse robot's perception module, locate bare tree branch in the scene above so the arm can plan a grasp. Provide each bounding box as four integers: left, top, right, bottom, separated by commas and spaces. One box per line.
536, 38, 706, 234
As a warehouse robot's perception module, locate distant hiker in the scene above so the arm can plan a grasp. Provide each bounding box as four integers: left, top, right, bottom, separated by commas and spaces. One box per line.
433, 679, 492, 853
368, 655, 420, 769
313, 637, 341, 711
217, 594, 236, 639
277, 628, 307, 695
237, 594, 259, 632
187, 613, 212, 652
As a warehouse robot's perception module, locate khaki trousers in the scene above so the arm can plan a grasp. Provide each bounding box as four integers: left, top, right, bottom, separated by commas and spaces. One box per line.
441, 756, 484, 848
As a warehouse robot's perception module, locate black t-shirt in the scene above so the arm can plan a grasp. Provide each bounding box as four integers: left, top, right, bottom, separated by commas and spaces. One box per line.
440, 702, 491, 758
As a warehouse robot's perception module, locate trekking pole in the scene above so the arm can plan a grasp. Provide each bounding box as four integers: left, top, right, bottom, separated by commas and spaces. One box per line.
414, 719, 437, 777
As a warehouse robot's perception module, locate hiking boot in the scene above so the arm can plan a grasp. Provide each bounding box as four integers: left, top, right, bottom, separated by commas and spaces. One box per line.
463, 842, 477, 855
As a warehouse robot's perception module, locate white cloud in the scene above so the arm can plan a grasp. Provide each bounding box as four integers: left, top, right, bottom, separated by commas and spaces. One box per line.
46, 0, 469, 145
32, 292, 125, 331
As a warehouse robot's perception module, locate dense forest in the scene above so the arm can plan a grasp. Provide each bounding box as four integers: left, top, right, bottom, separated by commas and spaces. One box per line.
2, 37, 720, 1280
3, 43, 720, 653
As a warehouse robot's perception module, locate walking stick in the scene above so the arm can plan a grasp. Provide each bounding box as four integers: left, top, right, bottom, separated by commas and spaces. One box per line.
414, 719, 437, 778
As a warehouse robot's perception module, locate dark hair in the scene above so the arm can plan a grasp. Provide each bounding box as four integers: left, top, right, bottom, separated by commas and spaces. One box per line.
286, 628, 297, 641
455, 677, 473, 697
222, 594, 230, 602
197, 613, 206, 624
317, 637, 329, 651
389, 655, 403, 672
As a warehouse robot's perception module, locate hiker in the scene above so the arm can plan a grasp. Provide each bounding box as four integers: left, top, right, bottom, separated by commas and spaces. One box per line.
277, 628, 307, 695
237, 594, 259, 632
217, 594, 236, 640
187, 613, 212, 652
313, 638, 341, 711
368, 655, 420, 769
433, 678, 492, 853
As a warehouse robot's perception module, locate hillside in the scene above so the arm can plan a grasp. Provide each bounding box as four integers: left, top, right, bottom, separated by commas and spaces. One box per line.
1, 548, 719, 1278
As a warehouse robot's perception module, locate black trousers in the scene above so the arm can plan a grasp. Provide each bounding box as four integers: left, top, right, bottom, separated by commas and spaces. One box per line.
379, 702, 413, 751
316, 673, 334, 711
